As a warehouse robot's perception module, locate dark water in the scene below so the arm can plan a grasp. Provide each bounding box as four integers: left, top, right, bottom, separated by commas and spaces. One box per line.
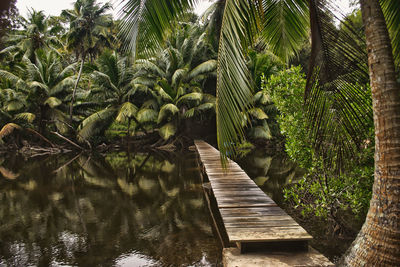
0, 151, 221, 267
0, 147, 347, 266
236, 149, 304, 205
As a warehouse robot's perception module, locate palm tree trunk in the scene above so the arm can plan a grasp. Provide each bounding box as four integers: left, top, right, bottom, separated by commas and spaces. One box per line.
69, 55, 85, 122
127, 118, 131, 137
342, 0, 400, 265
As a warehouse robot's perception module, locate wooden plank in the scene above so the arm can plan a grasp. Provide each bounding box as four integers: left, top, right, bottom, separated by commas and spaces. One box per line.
226, 227, 312, 242
219, 207, 286, 217
213, 191, 268, 198
222, 216, 293, 222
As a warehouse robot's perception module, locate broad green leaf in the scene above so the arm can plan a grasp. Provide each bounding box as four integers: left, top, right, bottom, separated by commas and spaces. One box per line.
137, 108, 158, 123
116, 102, 138, 122
14, 112, 36, 123
158, 103, 179, 124
249, 107, 268, 120
44, 97, 62, 108
159, 122, 177, 140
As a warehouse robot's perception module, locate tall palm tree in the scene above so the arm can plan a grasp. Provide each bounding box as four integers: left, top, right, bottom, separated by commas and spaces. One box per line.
61, 0, 113, 121
341, 0, 400, 265
118, 0, 400, 265
0, 9, 61, 63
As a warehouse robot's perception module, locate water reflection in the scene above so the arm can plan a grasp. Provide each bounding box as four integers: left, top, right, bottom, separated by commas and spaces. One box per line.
0, 151, 221, 266
236, 149, 304, 204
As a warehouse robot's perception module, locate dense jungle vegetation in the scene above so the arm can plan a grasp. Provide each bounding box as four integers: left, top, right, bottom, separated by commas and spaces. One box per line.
0, 0, 399, 265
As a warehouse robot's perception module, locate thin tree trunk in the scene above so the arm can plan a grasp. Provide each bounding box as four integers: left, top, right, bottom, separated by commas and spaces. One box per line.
342, 0, 400, 265
70, 56, 85, 122
127, 118, 131, 137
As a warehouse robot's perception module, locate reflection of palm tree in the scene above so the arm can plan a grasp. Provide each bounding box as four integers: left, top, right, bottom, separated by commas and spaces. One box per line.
238, 150, 301, 203
0, 151, 220, 266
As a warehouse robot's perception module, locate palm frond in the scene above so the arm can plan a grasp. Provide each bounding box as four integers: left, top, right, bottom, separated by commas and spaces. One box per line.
216, 0, 254, 159
0, 123, 21, 139
306, 0, 372, 171
260, 0, 309, 62
171, 68, 188, 88
44, 97, 62, 108
381, 0, 400, 67
14, 112, 36, 123
48, 108, 70, 134
159, 122, 177, 140
78, 107, 118, 142
187, 59, 217, 80
133, 59, 166, 77
137, 108, 158, 123
6, 100, 24, 112
176, 92, 203, 106
118, 0, 198, 57
116, 102, 139, 122
158, 103, 179, 123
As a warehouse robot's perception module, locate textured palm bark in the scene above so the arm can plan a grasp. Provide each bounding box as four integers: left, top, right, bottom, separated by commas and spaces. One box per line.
343, 0, 400, 265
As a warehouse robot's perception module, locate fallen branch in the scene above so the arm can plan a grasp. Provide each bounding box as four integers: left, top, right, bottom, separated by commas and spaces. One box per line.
51, 131, 84, 150
25, 128, 56, 148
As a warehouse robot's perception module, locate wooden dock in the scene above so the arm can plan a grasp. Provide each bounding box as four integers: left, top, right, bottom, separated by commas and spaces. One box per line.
194, 140, 333, 266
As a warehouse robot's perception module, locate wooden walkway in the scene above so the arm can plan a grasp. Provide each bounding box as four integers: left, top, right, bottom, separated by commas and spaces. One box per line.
194, 140, 313, 251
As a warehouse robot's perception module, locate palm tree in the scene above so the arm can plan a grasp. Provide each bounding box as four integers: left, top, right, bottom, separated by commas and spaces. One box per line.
77, 50, 138, 143
0, 9, 61, 63
341, 0, 400, 265
132, 23, 217, 140
0, 49, 75, 134
61, 0, 113, 121
118, 0, 400, 264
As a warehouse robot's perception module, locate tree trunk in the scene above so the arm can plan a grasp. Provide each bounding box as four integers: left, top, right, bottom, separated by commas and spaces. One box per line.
69, 56, 85, 122
342, 0, 400, 265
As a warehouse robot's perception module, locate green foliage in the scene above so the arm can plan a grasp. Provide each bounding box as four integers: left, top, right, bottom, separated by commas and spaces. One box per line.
262, 66, 313, 169
263, 66, 374, 218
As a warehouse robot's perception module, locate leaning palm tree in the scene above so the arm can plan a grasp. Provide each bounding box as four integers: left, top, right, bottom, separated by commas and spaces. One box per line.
61, 0, 113, 121
119, 0, 400, 265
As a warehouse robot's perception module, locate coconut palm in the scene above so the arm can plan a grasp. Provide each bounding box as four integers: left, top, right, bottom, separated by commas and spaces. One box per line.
132, 23, 217, 140
0, 49, 75, 134
61, 0, 113, 120
119, 0, 400, 264
76, 50, 138, 143
0, 9, 61, 63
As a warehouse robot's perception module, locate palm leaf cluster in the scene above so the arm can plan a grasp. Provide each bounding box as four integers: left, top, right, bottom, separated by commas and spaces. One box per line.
306, 0, 372, 170
118, 0, 198, 57
0, 10, 62, 62
0, 50, 75, 134
130, 22, 217, 140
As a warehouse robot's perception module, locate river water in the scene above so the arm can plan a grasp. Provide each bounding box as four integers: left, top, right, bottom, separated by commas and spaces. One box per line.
0, 151, 221, 266
1, 148, 342, 266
